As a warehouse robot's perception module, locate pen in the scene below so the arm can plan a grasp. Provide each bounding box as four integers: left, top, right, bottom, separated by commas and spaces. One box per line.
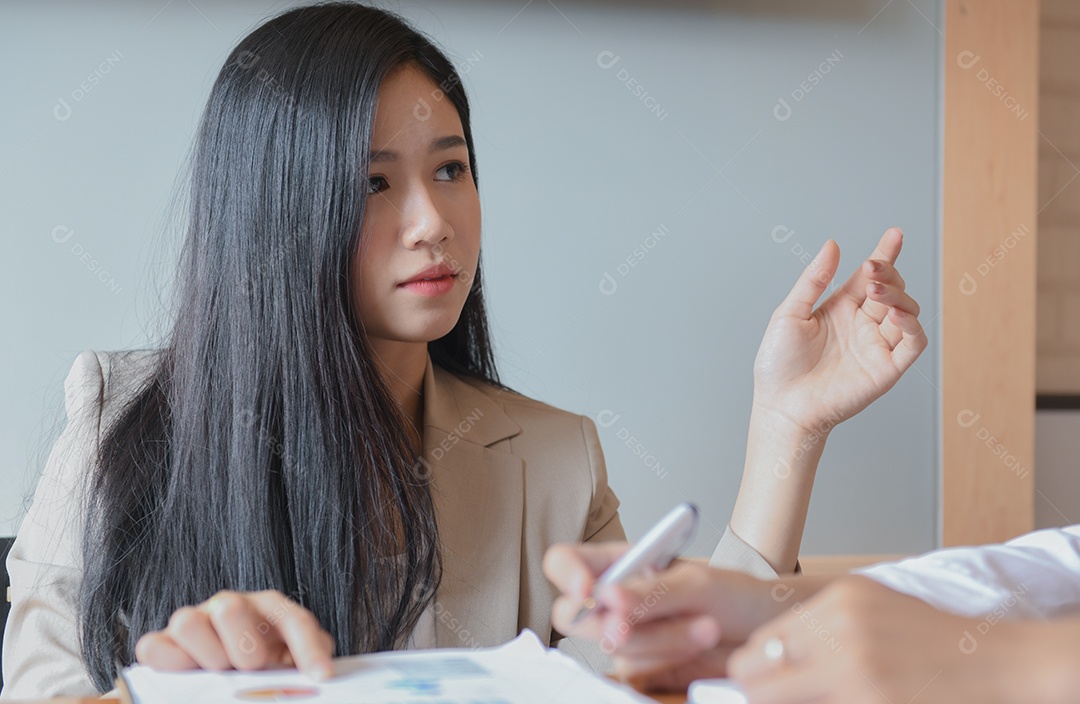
570, 502, 699, 626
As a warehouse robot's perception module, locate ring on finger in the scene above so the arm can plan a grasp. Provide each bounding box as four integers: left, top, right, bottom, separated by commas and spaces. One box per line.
763, 637, 787, 664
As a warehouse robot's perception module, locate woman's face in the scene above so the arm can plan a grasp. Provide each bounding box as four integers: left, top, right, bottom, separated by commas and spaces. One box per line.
354, 64, 481, 348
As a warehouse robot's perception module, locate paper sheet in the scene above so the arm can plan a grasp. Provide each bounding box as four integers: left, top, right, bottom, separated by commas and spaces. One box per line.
122, 629, 655, 704
687, 678, 748, 704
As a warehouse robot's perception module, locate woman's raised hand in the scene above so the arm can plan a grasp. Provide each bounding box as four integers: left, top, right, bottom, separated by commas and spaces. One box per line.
134, 590, 334, 679
727, 228, 928, 573
752, 227, 927, 436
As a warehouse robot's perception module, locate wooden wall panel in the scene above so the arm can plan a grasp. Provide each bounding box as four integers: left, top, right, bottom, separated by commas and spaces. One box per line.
942, 0, 1039, 545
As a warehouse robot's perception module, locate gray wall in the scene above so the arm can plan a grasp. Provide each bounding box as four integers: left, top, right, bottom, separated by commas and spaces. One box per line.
1, 0, 941, 556
1036, 410, 1080, 530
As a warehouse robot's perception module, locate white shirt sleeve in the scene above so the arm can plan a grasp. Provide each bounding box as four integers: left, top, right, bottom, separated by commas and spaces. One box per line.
857, 525, 1080, 620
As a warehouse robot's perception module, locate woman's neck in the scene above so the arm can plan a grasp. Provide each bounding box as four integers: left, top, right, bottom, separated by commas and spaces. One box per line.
367, 339, 427, 454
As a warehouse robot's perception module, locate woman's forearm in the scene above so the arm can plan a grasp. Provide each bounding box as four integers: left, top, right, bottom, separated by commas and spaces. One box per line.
729, 403, 828, 574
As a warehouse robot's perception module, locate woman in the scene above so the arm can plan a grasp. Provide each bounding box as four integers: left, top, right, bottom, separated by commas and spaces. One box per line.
1, 2, 925, 699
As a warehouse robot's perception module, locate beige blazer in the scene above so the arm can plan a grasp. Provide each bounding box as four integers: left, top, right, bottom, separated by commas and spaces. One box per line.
2, 350, 779, 700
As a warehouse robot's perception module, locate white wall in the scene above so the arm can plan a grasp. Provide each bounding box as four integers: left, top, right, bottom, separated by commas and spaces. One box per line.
0, 0, 941, 556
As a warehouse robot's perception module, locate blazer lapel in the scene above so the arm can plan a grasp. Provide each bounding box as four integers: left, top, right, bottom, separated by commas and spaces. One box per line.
420, 354, 525, 648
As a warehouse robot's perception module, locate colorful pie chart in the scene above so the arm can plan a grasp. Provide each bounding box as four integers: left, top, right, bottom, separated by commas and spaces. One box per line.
235, 686, 320, 701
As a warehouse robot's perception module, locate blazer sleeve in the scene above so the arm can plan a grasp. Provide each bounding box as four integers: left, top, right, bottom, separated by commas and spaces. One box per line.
554, 416, 626, 673
578, 416, 625, 545
1, 351, 104, 700
709, 525, 780, 579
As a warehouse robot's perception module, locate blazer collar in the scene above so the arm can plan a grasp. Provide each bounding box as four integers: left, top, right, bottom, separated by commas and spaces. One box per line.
421, 353, 521, 447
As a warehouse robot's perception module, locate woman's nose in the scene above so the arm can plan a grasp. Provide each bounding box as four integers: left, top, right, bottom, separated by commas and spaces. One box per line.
401, 186, 453, 249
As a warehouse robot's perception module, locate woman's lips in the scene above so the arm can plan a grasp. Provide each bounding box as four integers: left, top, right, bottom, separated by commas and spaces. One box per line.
397, 274, 456, 296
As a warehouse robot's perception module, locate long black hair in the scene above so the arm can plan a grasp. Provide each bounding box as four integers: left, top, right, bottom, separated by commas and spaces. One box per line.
78, 2, 500, 691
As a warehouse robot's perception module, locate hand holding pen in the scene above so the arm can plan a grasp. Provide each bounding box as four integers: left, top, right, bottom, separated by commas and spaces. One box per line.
570, 503, 700, 627
543, 504, 712, 648
543, 510, 783, 689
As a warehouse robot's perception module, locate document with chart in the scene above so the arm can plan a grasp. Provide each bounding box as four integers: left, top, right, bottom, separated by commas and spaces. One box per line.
120, 629, 654, 704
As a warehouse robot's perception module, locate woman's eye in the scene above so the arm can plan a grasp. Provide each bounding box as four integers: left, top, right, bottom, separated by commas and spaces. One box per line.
368, 175, 388, 194
435, 161, 469, 182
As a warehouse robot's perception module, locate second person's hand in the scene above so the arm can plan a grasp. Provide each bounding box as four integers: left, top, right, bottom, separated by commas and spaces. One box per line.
729, 576, 1031, 704
543, 542, 828, 692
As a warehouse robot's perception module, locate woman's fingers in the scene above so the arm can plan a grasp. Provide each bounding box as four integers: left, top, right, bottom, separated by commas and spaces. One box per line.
134, 590, 334, 679
627, 647, 738, 693
597, 561, 721, 627
773, 240, 841, 321
736, 661, 828, 704
865, 282, 920, 319
545, 542, 632, 637
862, 255, 927, 363
862, 261, 927, 370
205, 591, 277, 670
864, 257, 919, 329
889, 307, 925, 337
888, 310, 929, 371
555, 562, 706, 641
838, 227, 904, 313
163, 606, 232, 671
135, 631, 199, 670
553, 594, 608, 639
864, 258, 906, 293
729, 635, 790, 682
543, 542, 629, 600
247, 591, 334, 679
609, 614, 720, 661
